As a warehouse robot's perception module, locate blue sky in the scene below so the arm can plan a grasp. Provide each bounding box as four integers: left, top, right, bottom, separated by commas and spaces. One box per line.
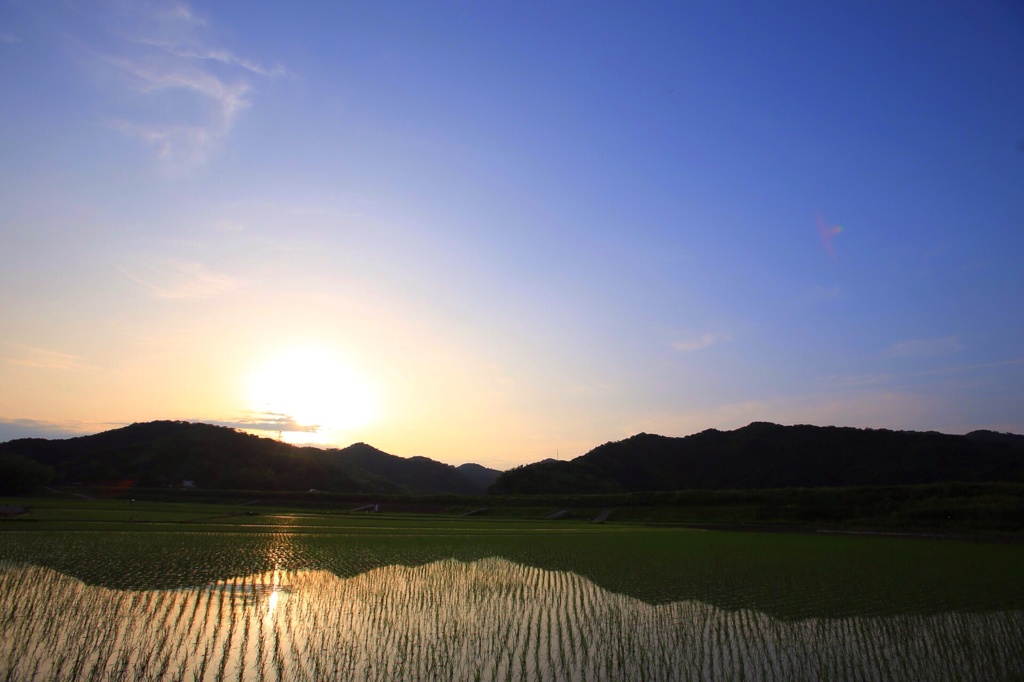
1, 1, 1022, 467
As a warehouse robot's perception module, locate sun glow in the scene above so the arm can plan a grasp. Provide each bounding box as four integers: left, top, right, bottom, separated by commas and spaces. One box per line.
245, 346, 378, 444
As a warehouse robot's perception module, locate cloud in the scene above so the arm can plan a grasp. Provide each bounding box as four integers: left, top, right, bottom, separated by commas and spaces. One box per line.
883, 336, 963, 359
0, 413, 327, 444
120, 259, 243, 299
204, 413, 320, 434
150, 44, 288, 78
2, 344, 92, 370
672, 332, 731, 353
0, 417, 104, 442
92, 1, 284, 169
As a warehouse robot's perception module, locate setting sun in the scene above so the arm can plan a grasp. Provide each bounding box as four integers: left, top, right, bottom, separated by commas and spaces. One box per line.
245, 346, 378, 443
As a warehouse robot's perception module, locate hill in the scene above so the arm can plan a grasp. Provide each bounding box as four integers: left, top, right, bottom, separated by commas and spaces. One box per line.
326, 443, 494, 496
0, 421, 498, 495
456, 462, 503, 489
489, 422, 1024, 494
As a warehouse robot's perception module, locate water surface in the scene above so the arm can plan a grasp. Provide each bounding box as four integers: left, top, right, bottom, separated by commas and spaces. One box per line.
1, 524, 1022, 680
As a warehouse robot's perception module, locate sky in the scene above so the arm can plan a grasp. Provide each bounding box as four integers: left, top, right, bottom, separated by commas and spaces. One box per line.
1, 1, 1022, 468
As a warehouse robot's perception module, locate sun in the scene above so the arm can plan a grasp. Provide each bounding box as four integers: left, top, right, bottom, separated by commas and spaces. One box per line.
245, 346, 378, 443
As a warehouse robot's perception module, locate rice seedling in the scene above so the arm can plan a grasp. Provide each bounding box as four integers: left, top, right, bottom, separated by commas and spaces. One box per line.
2, 517, 1023, 680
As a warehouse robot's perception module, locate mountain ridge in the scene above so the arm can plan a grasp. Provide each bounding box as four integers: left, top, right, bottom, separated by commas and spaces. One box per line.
0, 421, 500, 496
489, 422, 1024, 494
4, 420, 1022, 497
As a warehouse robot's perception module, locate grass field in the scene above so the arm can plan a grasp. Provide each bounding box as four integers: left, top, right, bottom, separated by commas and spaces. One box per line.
2, 499, 1023, 680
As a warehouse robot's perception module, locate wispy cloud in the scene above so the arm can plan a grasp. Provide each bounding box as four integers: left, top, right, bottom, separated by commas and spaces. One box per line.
0, 417, 105, 442
672, 332, 731, 353
2, 344, 92, 370
134, 40, 287, 78
92, 1, 284, 169
883, 336, 963, 359
205, 413, 320, 434
121, 259, 243, 299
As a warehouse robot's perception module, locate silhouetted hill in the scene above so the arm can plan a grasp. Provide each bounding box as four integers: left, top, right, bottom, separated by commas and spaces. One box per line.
0, 421, 493, 495
455, 463, 502, 489
489, 422, 1024, 494
967, 430, 1024, 449
328, 443, 491, 496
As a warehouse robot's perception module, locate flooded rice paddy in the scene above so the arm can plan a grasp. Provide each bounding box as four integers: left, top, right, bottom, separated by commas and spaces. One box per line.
1, 511, 1023, 680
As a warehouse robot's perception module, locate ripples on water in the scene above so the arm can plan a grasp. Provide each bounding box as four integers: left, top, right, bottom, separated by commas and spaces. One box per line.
2, 557, 1022, 681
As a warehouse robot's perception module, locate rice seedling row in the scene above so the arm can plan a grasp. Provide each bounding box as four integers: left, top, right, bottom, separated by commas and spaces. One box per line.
2, 519, 1023, 680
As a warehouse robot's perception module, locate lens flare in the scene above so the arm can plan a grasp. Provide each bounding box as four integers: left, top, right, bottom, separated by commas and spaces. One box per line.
816, 212, 843, 258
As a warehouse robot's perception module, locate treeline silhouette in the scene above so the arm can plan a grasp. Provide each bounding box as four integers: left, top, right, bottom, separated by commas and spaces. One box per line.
0, 453, 54, 495
489, 422, 1024, 494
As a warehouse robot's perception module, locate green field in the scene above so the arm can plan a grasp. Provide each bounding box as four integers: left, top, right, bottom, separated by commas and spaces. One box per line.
46, 480, 1024, 534
2, 499, 1023, 680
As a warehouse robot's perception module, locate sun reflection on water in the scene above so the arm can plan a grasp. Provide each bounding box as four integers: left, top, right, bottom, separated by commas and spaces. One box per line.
264, 567, 284, 621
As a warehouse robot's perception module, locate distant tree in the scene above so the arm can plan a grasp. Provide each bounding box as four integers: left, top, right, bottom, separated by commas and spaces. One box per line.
0, 453, 54, 495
